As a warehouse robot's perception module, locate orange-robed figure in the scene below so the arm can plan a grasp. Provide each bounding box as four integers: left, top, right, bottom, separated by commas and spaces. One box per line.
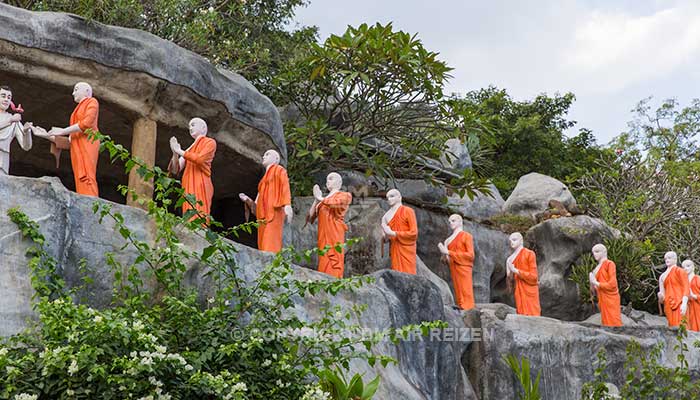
506, 232, 541, 316
658, 252, 690, 327
47, 82, 100, 196
688, 273, 700, 332
682, 260, 700, 331
589, 244, 622, 327
169, 118, 216, 217
381, 189, 418, 275
239, 150, 293, 252
309, 172, 352, 278
439, 214, 475, 310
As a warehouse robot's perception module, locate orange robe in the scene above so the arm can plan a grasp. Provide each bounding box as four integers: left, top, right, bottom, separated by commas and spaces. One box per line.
182, 136, 216, 217
256, 164, 291, 252
448, 231, 475, 310
387, 205, 418, 275
69, 97, 100, 197
688, 275, 700, 332
513, 248, 541, 316
662, 266, 690, 327
316, 191, 352, 278
594, 259, 622, 327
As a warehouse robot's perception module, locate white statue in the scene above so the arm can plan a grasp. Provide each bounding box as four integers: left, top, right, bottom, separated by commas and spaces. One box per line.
658, 251, 689, 327
0, 86, 32, 174
238, 149, 293, 252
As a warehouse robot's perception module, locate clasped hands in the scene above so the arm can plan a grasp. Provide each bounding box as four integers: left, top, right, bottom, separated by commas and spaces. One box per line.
588, 272, 600, 288
169, 137, 184, 156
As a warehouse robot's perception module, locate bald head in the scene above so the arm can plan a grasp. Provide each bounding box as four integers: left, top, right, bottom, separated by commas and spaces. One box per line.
262, 149, 281, 168
72, 82, 92, 103
189, 118, 208, 138
508, 232, 523, 249
665, 251, 678, 267
448, 213, 463, 231
592, 243, 607, 262
326, 172, 342, 191
682, 259, 695, 275
386, 189, 402, 206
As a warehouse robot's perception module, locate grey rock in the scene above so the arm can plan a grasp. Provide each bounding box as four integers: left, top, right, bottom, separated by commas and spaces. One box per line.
446, 183, 504, 222
440, 138, 472, 171
503, 173, 577, 219
0, 174, 473, 399
524, 215, 618, 321
465, 307, 700, 400
412, 206, 511, 305
0, 3, 283, 215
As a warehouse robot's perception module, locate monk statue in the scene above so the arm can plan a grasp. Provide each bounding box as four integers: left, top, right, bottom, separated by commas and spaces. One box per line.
682, 260, 699, 332
657, 251, 689, 327
589, 244, 622, 326
43, 82, 101, 196
308, 172, 352, 278
169, 118, 217, 218
506, 232, 541, 316
437, 214, 475, 310
0, 86, 32, 174
238, 149, 292, 252
381, 189, 418, 275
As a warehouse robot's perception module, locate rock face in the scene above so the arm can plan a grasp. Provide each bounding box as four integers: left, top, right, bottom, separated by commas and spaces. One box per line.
288, 196, 510, 305
465, 305, 700, 400
0, 3, 283, 232
440, 138, 472, 171
503, 173, 576, 219
523, 215, 618, 321
0, 174, 474, 399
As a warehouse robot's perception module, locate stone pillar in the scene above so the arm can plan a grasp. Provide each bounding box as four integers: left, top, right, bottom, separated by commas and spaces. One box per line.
127, 117, 157, 209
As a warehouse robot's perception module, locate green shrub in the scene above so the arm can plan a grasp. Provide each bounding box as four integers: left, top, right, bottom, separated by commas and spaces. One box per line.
569, 236, 658, 313
503, 354, 541, 400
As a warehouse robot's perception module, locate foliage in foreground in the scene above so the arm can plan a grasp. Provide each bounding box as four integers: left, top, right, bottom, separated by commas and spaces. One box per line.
503, 354, 541, 400
0, 132, 444, 399
581, 325, 700, 400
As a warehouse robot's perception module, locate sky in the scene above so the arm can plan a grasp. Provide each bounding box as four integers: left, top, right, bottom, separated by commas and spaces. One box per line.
292, 0, 700, 144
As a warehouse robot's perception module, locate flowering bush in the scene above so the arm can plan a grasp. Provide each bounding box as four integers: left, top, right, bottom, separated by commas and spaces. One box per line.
0, 133, 444, 399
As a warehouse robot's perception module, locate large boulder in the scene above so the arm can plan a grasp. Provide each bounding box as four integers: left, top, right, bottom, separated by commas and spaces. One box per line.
0, 4, 283, 236
0, 174, 475, 399
522, 216, 618, 320
503, 173, 576, 219
465, 306, 700, 400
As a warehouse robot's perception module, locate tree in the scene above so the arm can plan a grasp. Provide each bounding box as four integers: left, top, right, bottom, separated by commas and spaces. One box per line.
452, 87, 605, 196
12, 0, 317, 95
276, 22, 492, 198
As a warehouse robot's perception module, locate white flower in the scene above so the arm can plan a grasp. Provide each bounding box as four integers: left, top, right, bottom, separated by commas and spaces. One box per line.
262, 359, 271, 367
231, 382, 247, 392
93, 315, 103, 323
184, 364, 194, 371
66, 389, 75, 396
0, 348, 8, 356
155, 345, 167, 354
67, 359, 79, 375
149, 376, 163, 387
276, 379, 283, 387
133, 320, 145, 331
301, 385, 330, 400
208, 6, 215, 12
207, 297, 215, 304
13, 394, 38, 400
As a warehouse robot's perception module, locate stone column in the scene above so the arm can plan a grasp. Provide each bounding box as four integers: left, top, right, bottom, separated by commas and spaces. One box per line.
127, 117, 157, 209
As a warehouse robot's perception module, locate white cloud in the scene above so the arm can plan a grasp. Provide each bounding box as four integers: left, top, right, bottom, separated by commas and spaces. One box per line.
566, 1, 700, 93
293, 0, 700, 143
